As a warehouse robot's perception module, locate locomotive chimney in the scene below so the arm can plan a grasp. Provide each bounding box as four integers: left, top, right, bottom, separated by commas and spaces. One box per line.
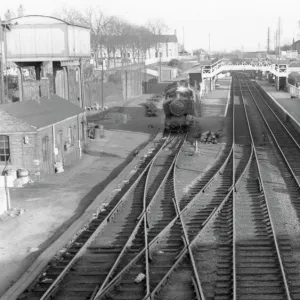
17, 5, 24, 17
5, 10, 11, 21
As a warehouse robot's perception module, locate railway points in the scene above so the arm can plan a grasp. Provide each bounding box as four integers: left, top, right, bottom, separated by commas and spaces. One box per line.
4, 70, 300, 300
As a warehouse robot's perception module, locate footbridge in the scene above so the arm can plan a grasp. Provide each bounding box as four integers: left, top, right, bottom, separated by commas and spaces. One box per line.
200, 59, 288, 79
186, 58, 297, 91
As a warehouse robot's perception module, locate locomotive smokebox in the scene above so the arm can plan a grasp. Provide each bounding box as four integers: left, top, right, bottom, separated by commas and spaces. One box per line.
170, 100, 186, 116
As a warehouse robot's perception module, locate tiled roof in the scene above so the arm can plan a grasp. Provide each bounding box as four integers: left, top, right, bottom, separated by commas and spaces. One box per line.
1, 94, 85, 130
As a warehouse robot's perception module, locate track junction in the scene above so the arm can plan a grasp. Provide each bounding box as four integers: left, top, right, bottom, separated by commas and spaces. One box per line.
14, 74, 300, 300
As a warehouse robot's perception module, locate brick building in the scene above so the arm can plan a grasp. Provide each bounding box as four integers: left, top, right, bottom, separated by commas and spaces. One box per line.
0, 95, 86, 180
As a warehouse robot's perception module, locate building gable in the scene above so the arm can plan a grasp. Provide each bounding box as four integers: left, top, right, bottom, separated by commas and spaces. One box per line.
0, 109, 36, 133
1, 95, 85, 129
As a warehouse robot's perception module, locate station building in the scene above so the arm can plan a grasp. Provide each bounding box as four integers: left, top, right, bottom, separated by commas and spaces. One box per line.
0, 95, 86, 180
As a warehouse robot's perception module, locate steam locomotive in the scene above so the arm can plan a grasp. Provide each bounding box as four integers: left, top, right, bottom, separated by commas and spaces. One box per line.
163, 81, 197, 131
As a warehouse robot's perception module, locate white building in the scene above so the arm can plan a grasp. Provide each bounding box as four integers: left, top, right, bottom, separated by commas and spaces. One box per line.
92, 34, 179, 68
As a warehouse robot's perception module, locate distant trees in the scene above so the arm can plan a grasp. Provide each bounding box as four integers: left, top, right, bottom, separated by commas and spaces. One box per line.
54, 7, 169, 68
280, 44, 291, 51
146, 18, 169, 54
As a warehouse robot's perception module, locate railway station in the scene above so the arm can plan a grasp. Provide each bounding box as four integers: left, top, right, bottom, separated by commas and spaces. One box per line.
1, 3, 300, 300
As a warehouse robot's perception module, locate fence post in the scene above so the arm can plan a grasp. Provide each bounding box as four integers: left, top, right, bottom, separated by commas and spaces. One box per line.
4, 174, 11, 210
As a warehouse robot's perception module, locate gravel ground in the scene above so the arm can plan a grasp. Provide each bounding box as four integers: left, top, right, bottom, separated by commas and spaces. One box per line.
175, 114, 227, 203
157, 258, 194, 300
0, 94, 163, 297
258, 146, 300, 273
192, 219, 219, 298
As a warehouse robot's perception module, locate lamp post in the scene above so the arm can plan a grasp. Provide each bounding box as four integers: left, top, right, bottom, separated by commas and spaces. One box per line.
0, 18, 5, 104
159, 48, 162, 82
100, 59, 104, 109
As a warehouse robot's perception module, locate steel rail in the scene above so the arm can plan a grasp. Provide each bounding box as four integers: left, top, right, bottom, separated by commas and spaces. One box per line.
92, 134, 186, 300
181, 146, 234, 214
172, 195, 204, 300
94, 82, 239, 300
94, 143, 234, 300
144, 133, 187, 300
38, 134, 171, 300
246, 79, 300, 187
142, 133, 186, 300
232, 75, 237, 300
166, 145, 205, 300
145, 79, 236, 300
90, 134, 185, 299
238, 74, 292, 300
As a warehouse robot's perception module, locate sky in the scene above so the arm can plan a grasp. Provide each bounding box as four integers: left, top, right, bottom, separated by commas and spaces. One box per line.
1, 0, 300, 52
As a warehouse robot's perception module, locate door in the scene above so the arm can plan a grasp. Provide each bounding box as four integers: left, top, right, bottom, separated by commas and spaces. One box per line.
41, 136, 51, 174
59, 131, 64, 165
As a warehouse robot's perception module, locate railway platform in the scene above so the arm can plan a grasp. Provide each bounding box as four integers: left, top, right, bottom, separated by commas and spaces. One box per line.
200, 77, 231, 117
258, 80, 300, 126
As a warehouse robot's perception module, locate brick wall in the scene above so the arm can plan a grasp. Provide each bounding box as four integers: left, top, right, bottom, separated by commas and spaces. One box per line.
23, 80, 39, 101
0, 110, 35, 133
40, 78, 50, 98
36, 114, 86, 177
0, 133, 37, 178
1, 110, 86, 181
0, 110, 37, 176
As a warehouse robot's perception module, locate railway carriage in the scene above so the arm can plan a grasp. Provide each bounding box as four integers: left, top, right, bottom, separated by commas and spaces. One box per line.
163, 81, 197, 131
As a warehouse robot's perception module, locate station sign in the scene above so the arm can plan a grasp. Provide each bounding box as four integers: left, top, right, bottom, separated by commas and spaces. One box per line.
60, 60, 80, 67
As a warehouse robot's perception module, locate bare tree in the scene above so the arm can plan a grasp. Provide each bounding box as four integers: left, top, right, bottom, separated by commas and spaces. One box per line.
53, 6, 88, 26
146, 18, 169, 55
146, 18, 168, 35
54, 7, 111, 67
55, 7, 162, 69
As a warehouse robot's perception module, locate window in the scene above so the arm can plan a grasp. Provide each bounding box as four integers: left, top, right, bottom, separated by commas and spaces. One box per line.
0, 135, 10, 162
73, 126, 76, 145
68, 127, 73, 145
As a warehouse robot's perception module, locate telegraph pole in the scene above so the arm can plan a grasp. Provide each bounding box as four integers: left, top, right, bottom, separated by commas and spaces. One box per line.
278, 17, 281, 57
274, 31, 277, 59
0, 17, 4, 104
267, 27, 270, 53
182, 26, 185, 51
100, 59, 104, 109
209, 33, 211, 54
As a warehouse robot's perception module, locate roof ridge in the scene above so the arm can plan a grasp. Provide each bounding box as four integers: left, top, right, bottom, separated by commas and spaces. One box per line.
0, 107, 37, 130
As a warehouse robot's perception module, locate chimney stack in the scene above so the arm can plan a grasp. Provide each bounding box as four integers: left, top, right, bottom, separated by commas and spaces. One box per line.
174, 29, 177, 36
5, 10, 11, 21
17, 5, 24, 17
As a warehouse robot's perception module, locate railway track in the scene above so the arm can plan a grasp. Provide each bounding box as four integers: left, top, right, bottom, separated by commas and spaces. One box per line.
17, 133, 185, 300
19, 73, 300, 300
236, 74, 300, 299
242, 78, 300, 183
93, 89, 237, 300
234, 152, 290, 300
95, 138, 203, 300
194, 74, 291, 300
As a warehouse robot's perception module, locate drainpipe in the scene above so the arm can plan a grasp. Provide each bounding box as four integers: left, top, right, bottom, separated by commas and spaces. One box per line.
77, 115, 82, 158
52, 124, 56, 162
